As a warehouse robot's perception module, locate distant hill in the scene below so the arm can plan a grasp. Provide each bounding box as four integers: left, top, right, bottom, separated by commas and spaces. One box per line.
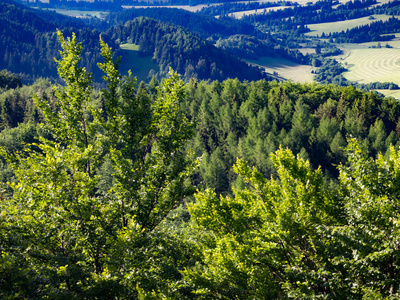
0, 0, 269, 83
107, 7, 308, 65
0, 0, 117, 83
106, 7, 257, 40
102, 17, 269, 82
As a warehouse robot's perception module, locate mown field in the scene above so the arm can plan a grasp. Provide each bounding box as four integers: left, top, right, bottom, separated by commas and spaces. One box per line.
121, 4, 209, 12
341, 48, 400, 84
248, 56, 314, 83
376, 89, 400, 98
37, 0, 400, 99
227, 6, 289, 19
120, 43, 140, 51
45, 8, 109, 19
305, 14, 400, 37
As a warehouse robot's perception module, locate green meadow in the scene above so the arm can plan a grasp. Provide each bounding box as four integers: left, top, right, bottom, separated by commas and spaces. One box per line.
118, 44, 159, 82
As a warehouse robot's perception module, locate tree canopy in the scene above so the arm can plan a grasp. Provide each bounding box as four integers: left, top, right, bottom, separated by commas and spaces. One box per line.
1, 29, 400, 299
185, 139, 400, 299
0, 31, 196, 298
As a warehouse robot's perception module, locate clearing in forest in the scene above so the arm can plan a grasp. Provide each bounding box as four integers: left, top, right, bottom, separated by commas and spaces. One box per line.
248, 56, 314, 83
119, 44, 158, 82
376, 89, 400, 99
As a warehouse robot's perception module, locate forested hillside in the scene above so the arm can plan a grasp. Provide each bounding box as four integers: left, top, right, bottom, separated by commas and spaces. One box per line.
243, 0, 377, 29
1, 35, 400, 298
102, 17, 267, 81
333, 16, 400, 43
107, 7, 309, 64
0, 0, 270, 83
0, 0, 118, 82
106, 7, 256, 39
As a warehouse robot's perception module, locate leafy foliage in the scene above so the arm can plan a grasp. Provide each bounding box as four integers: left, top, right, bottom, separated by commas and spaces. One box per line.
0, 0, 118, 83
186, 140, 400, 299
0, 31, 196, 298
0, 70, 22, 90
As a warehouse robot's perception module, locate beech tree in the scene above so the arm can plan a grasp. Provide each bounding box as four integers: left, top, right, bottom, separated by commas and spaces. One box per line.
185, 139, 400, 299
0, 31, 196, 298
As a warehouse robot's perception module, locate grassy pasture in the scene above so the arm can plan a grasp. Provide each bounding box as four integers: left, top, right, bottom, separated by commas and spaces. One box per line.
248, 56, 314, 83
46, 8, 108, 19
118, 44, 158, 82
305, 15, 399, 37
298, 48, 316, 55
120, 43, 140, 51
371, 0, 395, 8
224, 0, 352, 18
227, 6, 289, 18
341, 48, 400, 84
122, 0, 351, 17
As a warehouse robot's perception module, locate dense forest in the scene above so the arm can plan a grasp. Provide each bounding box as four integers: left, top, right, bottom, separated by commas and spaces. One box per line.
0, 0, 119, 82
13, 0, 400, 89
106, 6, 308, 64
102, 17, 268, 81
106, 7, 257, 39
1, 32, 400, 298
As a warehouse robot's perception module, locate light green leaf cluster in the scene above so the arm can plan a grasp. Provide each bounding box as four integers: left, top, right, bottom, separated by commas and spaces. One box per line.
0, 31, 196, 298
186, 140, 400, 299
186, 148, 335, 298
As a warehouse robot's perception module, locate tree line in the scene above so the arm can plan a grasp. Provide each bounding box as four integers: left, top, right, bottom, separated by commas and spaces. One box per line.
242, 0, 377, 29
333, 16, 400, 43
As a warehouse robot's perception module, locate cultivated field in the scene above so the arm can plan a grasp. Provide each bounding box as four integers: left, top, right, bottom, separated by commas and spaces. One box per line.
376, 89, 400, 99
122, 4, 212, 12
248, 57, 314, 83
123, 0, 349, 16
305, 15, 400, 37
341, 48, 400, 84
227, 6, 290, 18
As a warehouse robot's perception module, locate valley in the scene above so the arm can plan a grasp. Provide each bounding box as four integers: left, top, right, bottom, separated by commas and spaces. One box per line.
23, 0, 400, 98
